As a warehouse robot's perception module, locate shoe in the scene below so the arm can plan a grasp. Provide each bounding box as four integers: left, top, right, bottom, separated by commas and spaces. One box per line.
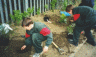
86, 41, 96, 46
68, 39, 78, 46
21, 35, 25, 38
33, 53, 40, 57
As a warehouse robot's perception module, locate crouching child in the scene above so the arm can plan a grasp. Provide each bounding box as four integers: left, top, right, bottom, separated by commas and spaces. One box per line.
21, 17, 53, 57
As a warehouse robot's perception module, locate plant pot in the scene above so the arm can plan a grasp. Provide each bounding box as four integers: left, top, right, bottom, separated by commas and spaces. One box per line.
0, 34, 9, 46
67, 33, 73, 39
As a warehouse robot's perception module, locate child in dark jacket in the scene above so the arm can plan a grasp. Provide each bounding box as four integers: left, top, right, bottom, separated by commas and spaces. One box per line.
21, 17, 53, 57
66, 5, 96, 46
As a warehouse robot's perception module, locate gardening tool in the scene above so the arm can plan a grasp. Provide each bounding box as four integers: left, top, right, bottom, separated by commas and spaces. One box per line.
52, 42, 64, 55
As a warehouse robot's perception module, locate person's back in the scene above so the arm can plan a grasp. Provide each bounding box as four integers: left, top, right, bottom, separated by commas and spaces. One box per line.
79, 0, 94, 8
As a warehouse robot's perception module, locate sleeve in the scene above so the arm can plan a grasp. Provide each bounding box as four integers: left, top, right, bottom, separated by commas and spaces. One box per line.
25, 37, 33, 46
45, 33, 53, 47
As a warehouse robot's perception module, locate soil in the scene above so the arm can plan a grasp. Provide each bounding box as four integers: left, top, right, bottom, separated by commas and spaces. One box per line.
0, 10, 86, 57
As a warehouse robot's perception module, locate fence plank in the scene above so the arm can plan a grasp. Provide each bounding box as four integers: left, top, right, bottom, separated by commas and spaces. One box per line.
4, 0, 9, 23
37, 0, 38, 10
18, 0, 21, 13
45, 0, 46, 11
14, 0, 17, 10
50, 0, 51, 10
9, 0, 13, 22
0, 0, 4, 23
40, 0, 41, 13
30, 0, 32, 15
43, 0, 44, 13
23, 0, 25, 11
34, 0, 36, 15
48, 0, 49, 10
25, 0, 28, 12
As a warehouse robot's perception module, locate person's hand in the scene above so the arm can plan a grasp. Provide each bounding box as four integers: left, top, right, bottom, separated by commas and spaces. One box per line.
21, 45, 26, 50
70, 20, 74, 22
43, 46, 48, 53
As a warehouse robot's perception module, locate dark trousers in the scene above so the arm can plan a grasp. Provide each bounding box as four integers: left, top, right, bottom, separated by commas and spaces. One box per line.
73, 24, 96, 45
25, 33, 46, 53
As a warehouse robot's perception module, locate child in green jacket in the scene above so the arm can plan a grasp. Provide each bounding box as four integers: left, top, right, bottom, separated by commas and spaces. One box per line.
21, 17, 53, 57
66, 5, 96, 46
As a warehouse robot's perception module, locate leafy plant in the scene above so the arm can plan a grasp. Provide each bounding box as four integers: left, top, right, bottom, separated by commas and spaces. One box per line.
67, 25, 74, 34
51, 0, 57, 12
36, 8, 40, 15
60, 14, 66, 23
45, 4, 48, 10
62, 0, 68, 10
10, 10, 23, 25
10, 7, 34, 25
27, 7, 34, 16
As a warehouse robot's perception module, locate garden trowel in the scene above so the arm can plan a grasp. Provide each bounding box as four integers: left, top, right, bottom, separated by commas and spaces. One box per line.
52, 42, 65, 55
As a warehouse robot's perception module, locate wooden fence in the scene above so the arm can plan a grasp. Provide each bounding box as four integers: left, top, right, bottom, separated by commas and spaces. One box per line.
0, 0, 77, 23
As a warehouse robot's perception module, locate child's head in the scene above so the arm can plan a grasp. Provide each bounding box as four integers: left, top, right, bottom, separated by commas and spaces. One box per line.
22, 17, 34, 30
66, 5, 74, 14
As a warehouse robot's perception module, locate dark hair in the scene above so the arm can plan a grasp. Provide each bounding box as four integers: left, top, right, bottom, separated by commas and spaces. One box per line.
21, 17, 33, 27
66, 5, 74, 12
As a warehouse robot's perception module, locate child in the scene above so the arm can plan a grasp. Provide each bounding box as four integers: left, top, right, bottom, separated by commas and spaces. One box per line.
66, 5, 96, 46
21, 17, 53, 57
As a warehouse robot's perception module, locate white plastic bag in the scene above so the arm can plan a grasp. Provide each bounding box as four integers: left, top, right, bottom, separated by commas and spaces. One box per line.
1, 23, 13, 34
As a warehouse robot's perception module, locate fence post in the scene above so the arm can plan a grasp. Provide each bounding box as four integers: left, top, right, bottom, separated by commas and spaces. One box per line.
14, 0, 17, 10
0, 0, 4, 23
23, 0, 25, 11
25, 0, 28, 12
37, 0, 38, 10
30, 0, 32, 15
43, 0, 44, 13
48, 0, 49, 10
34, 0, 36, 15
18, 0, 21, 13
50, 0, 51, 10
4, 0, 9, 23
40, 0, 41, 13
9, 0, 13, 22
45, 0, 46, 11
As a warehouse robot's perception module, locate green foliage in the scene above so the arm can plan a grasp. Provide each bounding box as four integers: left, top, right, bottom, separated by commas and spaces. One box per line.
51, 0, 57, 12
10, 7, 34, 25
36, 8, 40, 15
60, 14, 66, 23
69, 1, 74, 5
62, 0, 68, 10
67, 25, 73, 34
10, 10, 22, 25
45, 4, 48, 10
22, 11, 29, 18
27, 7, 34, 16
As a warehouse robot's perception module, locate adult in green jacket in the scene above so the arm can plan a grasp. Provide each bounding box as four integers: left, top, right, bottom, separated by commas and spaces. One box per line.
66, 5, 96, 46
